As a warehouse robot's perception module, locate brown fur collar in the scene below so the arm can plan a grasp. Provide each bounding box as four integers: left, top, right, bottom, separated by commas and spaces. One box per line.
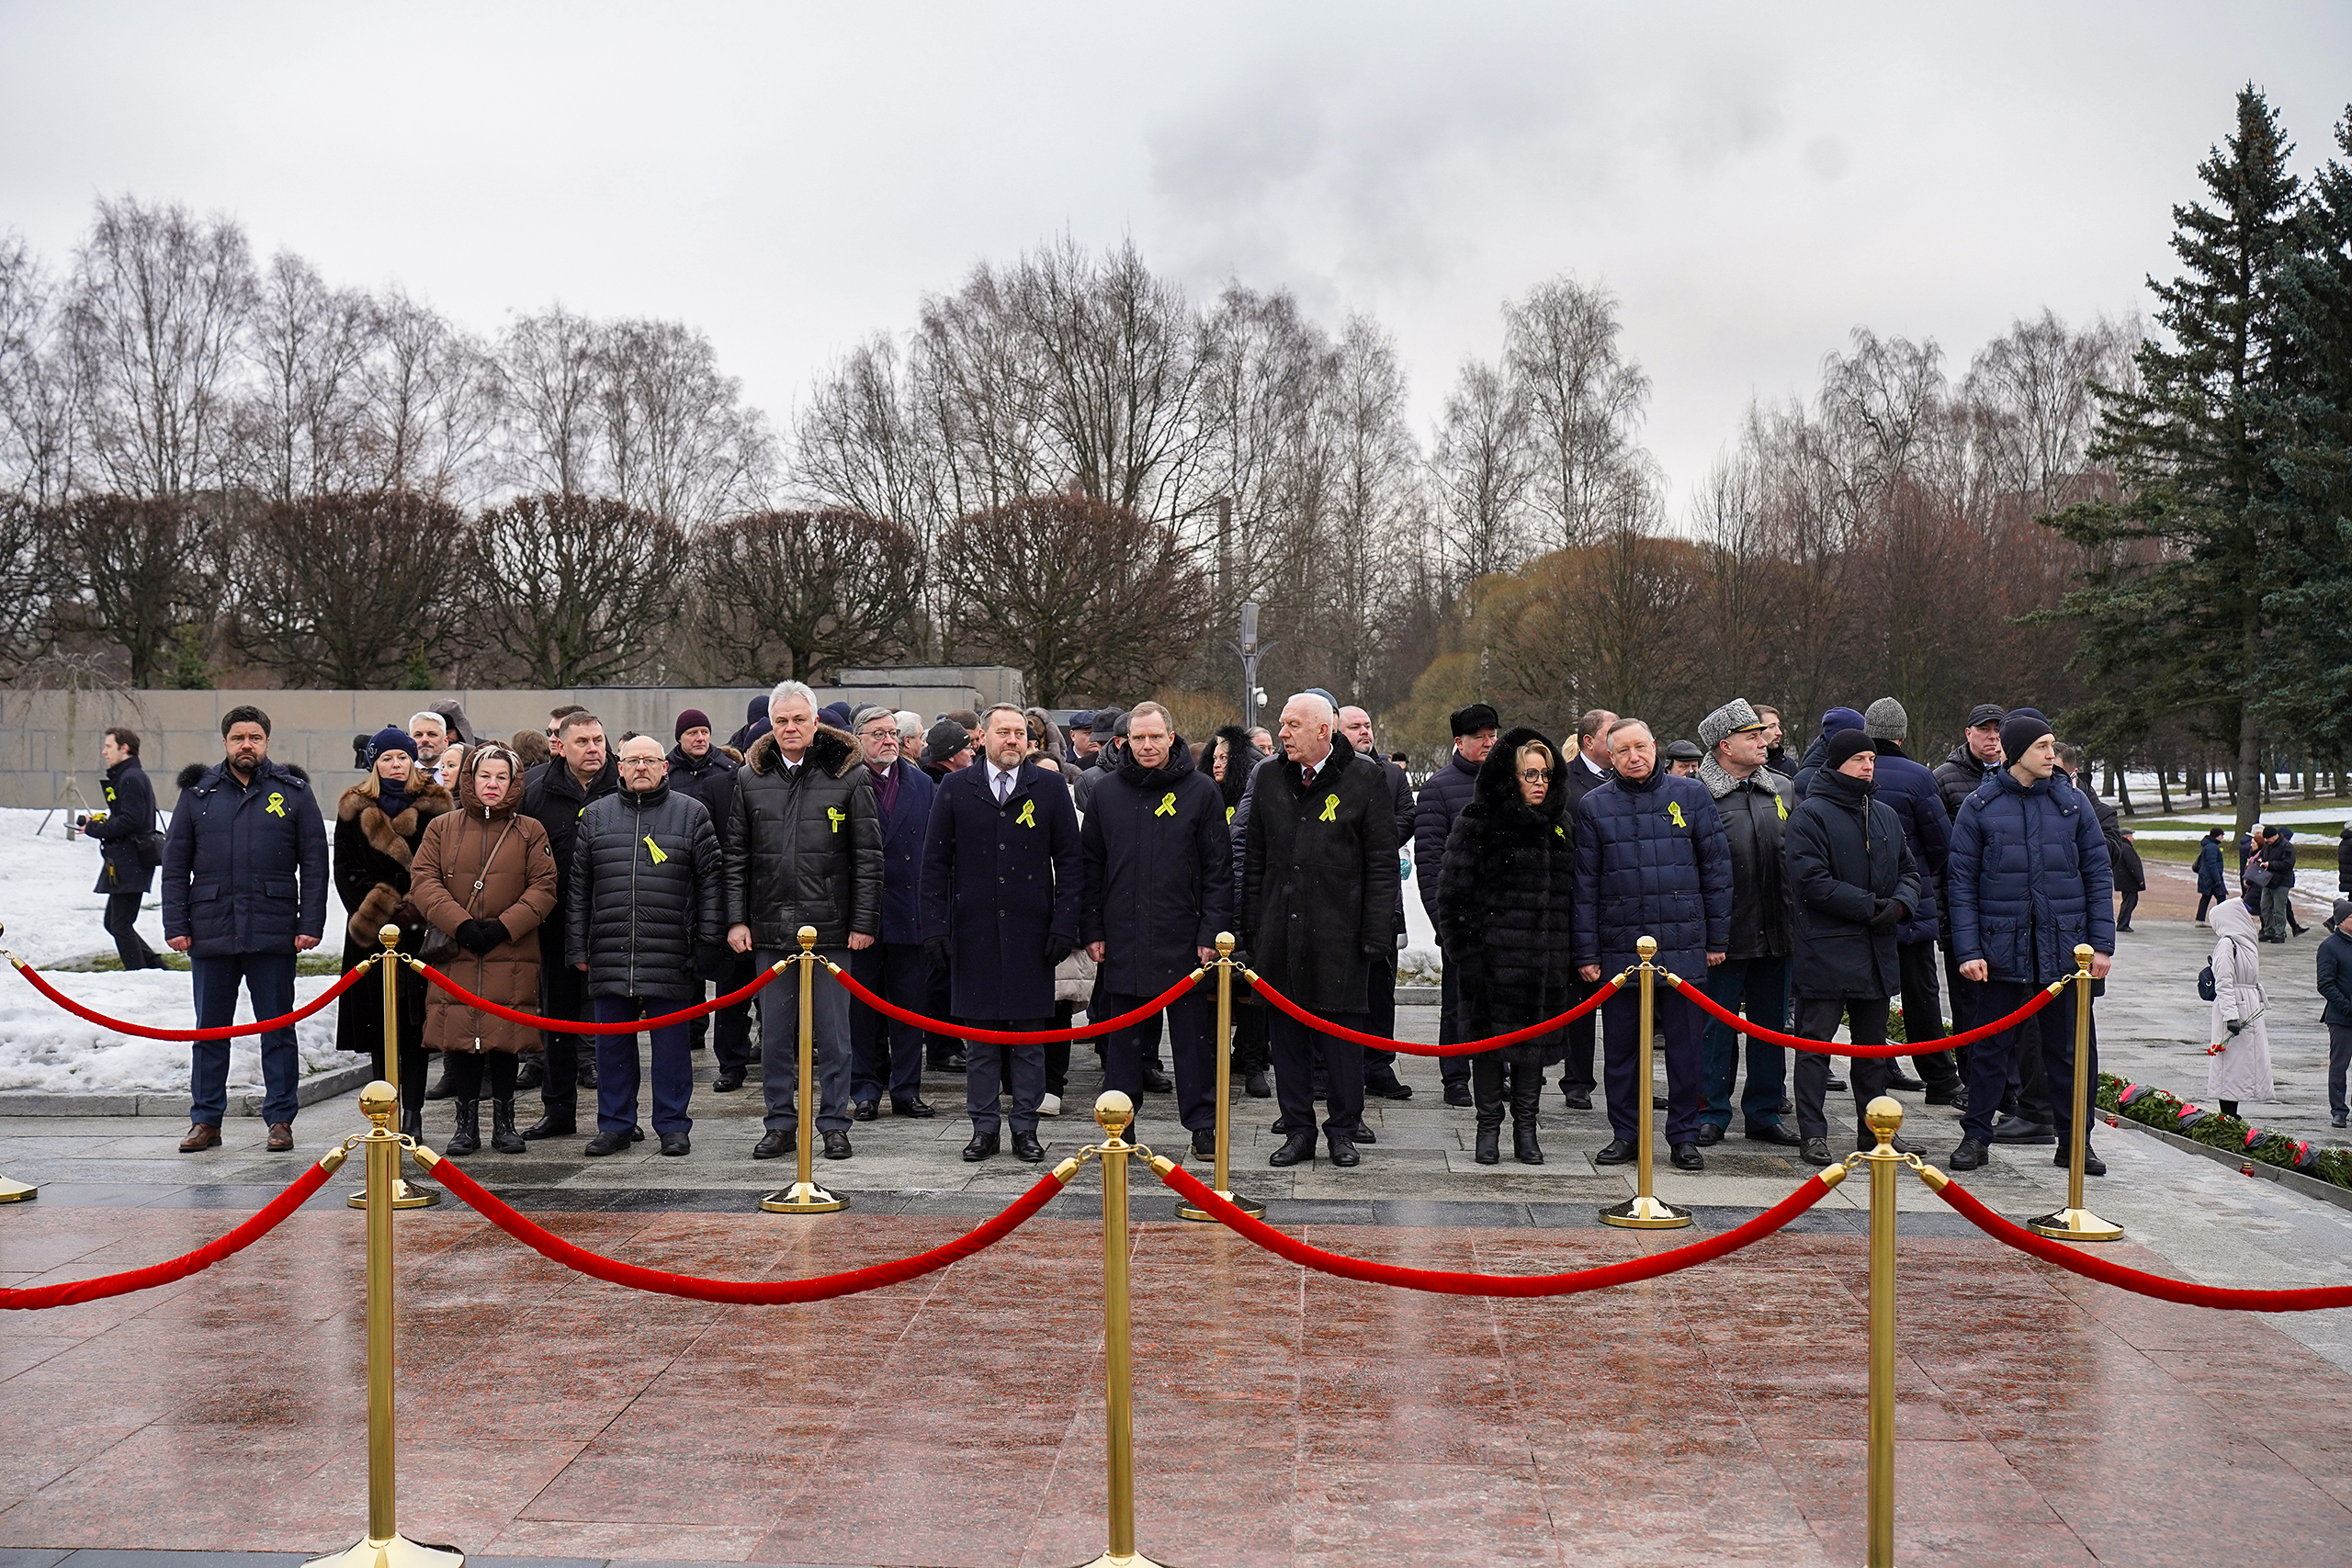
338, 777, 456, 870
746, 725, 860, 780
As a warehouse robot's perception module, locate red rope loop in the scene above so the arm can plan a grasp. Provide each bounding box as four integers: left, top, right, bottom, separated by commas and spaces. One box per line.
826, 964, 1203, 1043
0, 1156, 339, 1310
1244, 969, 1624, 1055
1669, 971, 2065, 1056
423, 1152, 1069, 1303
8, 955, 375, 1041
413, 957, 782, 1033
1927, 1172, 2352, 1312
1156, 1159, 1840, 1296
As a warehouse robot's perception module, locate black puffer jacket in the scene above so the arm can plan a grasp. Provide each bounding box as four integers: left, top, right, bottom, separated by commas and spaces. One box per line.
1436, 728, 1576, 1064
724, 726, 883, 951
1785, 767, 1920, 1001
1933, 742, 1995, 821
565, 782, 723, 998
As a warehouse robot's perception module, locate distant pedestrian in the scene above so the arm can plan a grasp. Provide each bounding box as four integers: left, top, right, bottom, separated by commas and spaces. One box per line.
2113, 828, 2145, 932
2318, 900, 2352, 1129
2257, 827, 2304, 942
2195, 828, 2227, 923
2205, 879, 2275, 1119
85, 726, 162, 972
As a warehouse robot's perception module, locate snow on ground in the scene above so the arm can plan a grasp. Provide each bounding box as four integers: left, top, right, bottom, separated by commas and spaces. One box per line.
0, 807, 173, 966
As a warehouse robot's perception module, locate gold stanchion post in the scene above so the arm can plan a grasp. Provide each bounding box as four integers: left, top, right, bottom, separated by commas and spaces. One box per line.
1074, 1090, 1163, 1568
0, 924, 36, 1201
1856, 1096, 1905, 1568
2030, 944, 2121, 1242
1179, 933, 1261, 1223
308, 1081, 465, 1568
1602, 935, 1690, 1229
352, 925, 436, 1210
763, 926, 847, 1214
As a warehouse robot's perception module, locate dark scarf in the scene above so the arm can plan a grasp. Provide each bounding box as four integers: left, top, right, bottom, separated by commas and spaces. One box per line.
868, 758, 901, 819
377, 778, 412, 818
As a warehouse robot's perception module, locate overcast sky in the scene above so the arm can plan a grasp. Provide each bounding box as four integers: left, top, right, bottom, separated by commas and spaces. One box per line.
4, 2, 2349, 515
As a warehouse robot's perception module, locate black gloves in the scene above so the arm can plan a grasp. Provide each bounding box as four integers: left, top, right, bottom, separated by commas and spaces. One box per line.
1868, 899, 1903, 931
925, 935, 952, 973
1044, 934, 1075, 968
2225, 1018, 2245, 1036
455, 919, 505, 955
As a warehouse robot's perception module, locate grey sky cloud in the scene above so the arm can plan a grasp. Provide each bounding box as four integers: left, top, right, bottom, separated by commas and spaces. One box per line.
2, 1, 2347, 516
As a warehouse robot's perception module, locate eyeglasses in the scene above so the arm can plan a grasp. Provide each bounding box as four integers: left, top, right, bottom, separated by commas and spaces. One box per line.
618, 756, 663, 769
1518, 769, 1548, 782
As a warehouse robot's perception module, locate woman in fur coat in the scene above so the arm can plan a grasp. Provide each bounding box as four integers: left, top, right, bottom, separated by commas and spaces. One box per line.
334, 727, 457, 1137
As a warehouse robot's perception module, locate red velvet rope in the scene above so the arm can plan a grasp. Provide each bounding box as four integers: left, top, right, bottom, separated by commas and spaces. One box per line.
424, 1152, 1069, 1303
8, 955, 374, 1041
1929, 1174, 2352, 1312
827, 964, 1204, 1043
1158, 1159, 1838, 1296
0, 1157, 337, 1310
414, 958, 781, 1033
1245, 969, 1623, 1055
1670, 972, 2065, 1056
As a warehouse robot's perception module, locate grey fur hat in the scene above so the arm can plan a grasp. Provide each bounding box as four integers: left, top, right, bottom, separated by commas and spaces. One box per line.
1697, 698, 1767, 754
1863, 697, 1908, 741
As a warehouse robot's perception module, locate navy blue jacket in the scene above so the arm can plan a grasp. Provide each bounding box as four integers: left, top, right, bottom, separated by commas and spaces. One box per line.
1869, 742, 1949, 946
920, 760, 1082, 1020
1412, 750, 1480, 928
87, 757, 159, 897
1948, 769, 2115, 985
1080, 739, 1232, 996
865, 758, 936, 947
1785, 768, 1920, 1000
1571, 769, 1732, 977
2318, 929, 2352, 1028
2195, 837, 2227, 897
161, 760, 330, 956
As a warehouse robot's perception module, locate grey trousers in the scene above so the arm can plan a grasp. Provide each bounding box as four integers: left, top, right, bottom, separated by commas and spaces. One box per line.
758, 948, 854, 1135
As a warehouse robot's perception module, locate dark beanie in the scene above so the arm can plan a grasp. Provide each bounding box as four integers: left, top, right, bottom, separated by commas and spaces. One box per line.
1819, 705, 1866, 738
923, 719, 971, 766
368, 726, 418, 762
674, 708, 712, 740
1825, 728, 1877, 771
1999, 712, 2052, 761
1450, 702, 1500, 737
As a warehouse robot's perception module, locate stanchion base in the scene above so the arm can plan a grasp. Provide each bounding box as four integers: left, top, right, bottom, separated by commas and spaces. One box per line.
1178, 1189, 1264, 1223
304, 1530, 465, 1568
2028, 1206, 2123, 1242
761, 1181, 849, 1214
1068, 1552, 1167, 1568
347, 1176, 440, 1211
1600, 1193, 1693, 1230
0, 1173, 36, 1203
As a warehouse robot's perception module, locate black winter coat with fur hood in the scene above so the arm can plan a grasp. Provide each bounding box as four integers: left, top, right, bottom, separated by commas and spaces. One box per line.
1437, 728, 1577, 1063
723, 726, 883, 952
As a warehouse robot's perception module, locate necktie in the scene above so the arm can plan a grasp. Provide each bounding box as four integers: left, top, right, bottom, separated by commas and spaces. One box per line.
995, 771, 1010, 807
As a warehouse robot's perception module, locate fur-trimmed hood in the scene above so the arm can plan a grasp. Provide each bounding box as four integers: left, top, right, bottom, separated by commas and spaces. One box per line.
1698, 754, 1792, 802
178, 759, 311, 793
1207, 724, 1260, 808
337, 776, 456, 871
745, 724, 860, 780
1464, 726, 1568, 826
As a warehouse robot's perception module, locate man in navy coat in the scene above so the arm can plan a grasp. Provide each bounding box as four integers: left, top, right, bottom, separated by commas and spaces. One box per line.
922, 703, 1082, 1163
161, 705, 329, 1153
848, 705, 938, 1121
85, 725, 163, 972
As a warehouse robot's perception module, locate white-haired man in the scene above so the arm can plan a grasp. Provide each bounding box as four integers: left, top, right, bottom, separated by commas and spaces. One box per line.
408, 710, 449, 772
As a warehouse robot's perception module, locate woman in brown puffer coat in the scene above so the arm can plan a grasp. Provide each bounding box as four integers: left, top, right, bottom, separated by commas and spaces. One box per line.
411, 743, 560, 1156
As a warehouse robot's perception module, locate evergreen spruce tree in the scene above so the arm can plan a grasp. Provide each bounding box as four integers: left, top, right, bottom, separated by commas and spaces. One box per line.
2050, 88, 2302, 831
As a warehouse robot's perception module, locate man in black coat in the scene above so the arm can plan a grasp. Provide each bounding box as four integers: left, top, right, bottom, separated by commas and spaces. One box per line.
1081, 702, 1232, 1156
85, 725, 162, 971
519, 710, 618, 1138
1241, 693, 1401, 1168
1410, 702, 1496, 1107
2319, 899, 2352, 1129
568, 736, 725, 1157
922, 703, 1083, 1164
727, 682, 884, 1163
1785, 729, 1923, 1164
1932, 703, 2007, 1039
160, 705, 329, 1153
1552, 707, 1618, 1109
1692, 699, 1800, 1149
1863, 698, 1962, 1103
1343, 703, 1418, 1104
668, 707, 754, 1086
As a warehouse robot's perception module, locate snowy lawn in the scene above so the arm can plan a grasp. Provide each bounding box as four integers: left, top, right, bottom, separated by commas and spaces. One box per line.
0, 808, 351, 1093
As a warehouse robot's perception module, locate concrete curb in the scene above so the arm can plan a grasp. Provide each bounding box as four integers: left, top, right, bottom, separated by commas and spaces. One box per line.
2098, 1108, 2352, 1215
0, 1059, 372, 1118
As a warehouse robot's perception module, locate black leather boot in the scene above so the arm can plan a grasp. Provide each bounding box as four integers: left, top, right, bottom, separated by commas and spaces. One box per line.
491, 1097, 525, 1154
1511, 1071, 1545, 1164
1513, 1119, 1544, 1166
445, 1100, 481, 1156
424, 1063, 457, 1101
1475, 1123, 1502, 1164
400, 1101, 424, 1145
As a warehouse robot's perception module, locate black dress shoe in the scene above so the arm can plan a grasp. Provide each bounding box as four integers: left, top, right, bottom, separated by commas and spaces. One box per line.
521, 1113, 575, 1141
1475, 1124, 1502, 1164
1694, 1123, 1724, 1146
853, 1100, 879, 1122
1326, 1132, 1361, 1168
1745, 1123, 1803, 1146
822, 1129, 853, 1160
1950, 1137, 1989, 1170
1142, 1066, 1174, 1093
892, 1097, 936, 1118
514, 1056, 547, 1091
1924, 1084, 1968, 1109
1651, 1094, 1668, 1110
424, 1066, 456, 1101
1800, 1136, 1833, 1166
752, 1129, 791, 1159
1561, 1089, 1592, 1111
1443, 1081, 1474, 1107
943, 1050, 968, 1071
582, 1129, 630, 1156
1775, 1098, 1794, 1116
1347, 1122, 1376, 1145
1244, 1070, 1272, 1099
1886, 1071, 1927, 1093
2058, 1145, 2108, 1177
1990, 1115, 2058, 1145
1593, 1138, 1639, 1165
713, 1068, 746, 1093
1825, 1076, 1847, 1092
1269, 1129, 1316, 1168
659, 1131, 690, 1156
963, 1131, 999, 1162
576, 1058, 599, 1089
1012, 1130, 1045, 1162
1669, 1142, 1703, 1171
1192, 1127, 1216, 1159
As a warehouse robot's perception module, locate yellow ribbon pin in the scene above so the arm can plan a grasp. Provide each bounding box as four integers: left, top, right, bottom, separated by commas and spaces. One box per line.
1667, 801, 1687, 829
1317, 795, 1339, 822
266, 792, 286, 818
1555, 824, 1566, 840
827, 806, 845, 833
1016, 799, 1036, 828
1156, 792, 1177, 818
1776, 794, 1789, 820
643, 835, 668, 864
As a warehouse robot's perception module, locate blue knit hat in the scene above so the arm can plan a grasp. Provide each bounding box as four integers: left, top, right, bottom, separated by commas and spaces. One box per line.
368, 726, 418, 762
1819, 706, 1866, 738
